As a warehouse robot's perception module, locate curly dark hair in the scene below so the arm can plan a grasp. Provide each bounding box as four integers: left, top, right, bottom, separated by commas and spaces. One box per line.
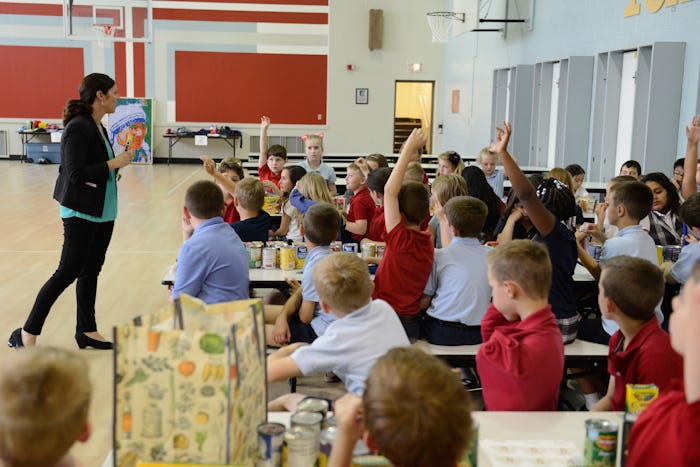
461, 166, 502, 241
536, 178, 576, 230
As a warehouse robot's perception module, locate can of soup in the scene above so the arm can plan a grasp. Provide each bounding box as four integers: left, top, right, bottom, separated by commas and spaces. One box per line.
257, 422, 285, 467
584, 418, 618, 467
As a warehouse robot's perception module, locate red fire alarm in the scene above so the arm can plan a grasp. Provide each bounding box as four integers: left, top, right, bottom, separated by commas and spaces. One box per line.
346, 64, 355, 71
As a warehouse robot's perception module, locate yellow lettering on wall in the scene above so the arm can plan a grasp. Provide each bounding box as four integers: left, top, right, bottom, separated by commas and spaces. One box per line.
624, 0, 642, 16
665, 0, 679, 5
644, 0, 665, 12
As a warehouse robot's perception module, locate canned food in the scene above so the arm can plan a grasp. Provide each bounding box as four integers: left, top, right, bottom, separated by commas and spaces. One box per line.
262, 247, 277, 270
257, 422, 285, 467
342, 243, 358, 254
280, 246, 296, 270
318, 427, 337, 467
297, 398, 329, 427
584, 418, 618, 467
662, 245, 682, 263
361, 243, 376, 258
330, 241, 343, 253
587, 244, 602, 261
291, 410, 323, 433
351, 455, 391, 466
247, 242, 263, 268
376, 245, 385, 259
295, 244, 308, 269
284, 426, 318, 467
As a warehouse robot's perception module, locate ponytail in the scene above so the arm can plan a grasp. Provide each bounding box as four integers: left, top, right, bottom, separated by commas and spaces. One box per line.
62, 73, 115, 126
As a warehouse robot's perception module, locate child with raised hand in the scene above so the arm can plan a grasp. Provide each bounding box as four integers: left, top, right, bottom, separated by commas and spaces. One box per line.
591, 256, 682, 412
372, 128, 433, 340
300, 133, 337, 196
200, 155, 244, 223
491, 122, 579, 344
268, 165, 306, 240
662, 193, 700, 284
682, 114, 700, 200
477, 240, 564, 411
328, 347, 473, 467
342, 163, 375, 243
258, 116, 288, 194
0, 347, 92, 467
626, 260, 700, 467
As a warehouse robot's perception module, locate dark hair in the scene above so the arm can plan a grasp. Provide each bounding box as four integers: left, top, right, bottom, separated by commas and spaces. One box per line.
601, 256, 664, 321
641, 172, 680, 215
610, 181, 653, 221
398, 181, 430, 225
185, 180, 224, 219
285, 165, 307, 186
366, 153, 389, 168
267, 144, 287, 160
63, 73, 115, 126
366, 167, 392, 194
680, 192, 700, 228
218, 159, 244, 181
500, 173, 541, 222
536, 178, 576, 230
461, 166, 502, 241
444, 196, 488, 238
303, 203, 341, 245
565, 164, 585, 177
611, 175, 637, 184
673, 158, 685, 170
621, 160, 642, 175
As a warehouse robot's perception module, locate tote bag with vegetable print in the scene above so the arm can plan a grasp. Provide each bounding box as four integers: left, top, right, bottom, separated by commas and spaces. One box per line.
113, 295, 266, 467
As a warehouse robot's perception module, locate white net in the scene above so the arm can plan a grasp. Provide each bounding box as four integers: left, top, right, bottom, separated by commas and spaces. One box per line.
426, 12, 455, 43
92, 24, 115, 48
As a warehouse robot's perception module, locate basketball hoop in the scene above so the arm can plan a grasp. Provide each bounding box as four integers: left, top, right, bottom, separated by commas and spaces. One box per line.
92, 24, 115, 48
426, 12, 465, 43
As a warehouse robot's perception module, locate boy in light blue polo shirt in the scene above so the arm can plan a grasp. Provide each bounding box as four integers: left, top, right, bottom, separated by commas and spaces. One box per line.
577, 181, 663, 342
266, 202, 341, 346
420, 196, 491, 345
664, 193, 700, 284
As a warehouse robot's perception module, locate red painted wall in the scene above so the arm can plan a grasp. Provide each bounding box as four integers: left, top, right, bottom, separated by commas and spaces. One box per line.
175, 51, 327, 124
0, 45, 84, 119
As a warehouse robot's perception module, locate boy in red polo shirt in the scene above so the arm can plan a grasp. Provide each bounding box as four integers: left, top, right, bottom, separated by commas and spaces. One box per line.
372, 129, 433, 340
591, 255, 682, 412
342, 163, 375, 242
626, 260, 700, 466
258, 116, 287, 192
476, 240, 564, 411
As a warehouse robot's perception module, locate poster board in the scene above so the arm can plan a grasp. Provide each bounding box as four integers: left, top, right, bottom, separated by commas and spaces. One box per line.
109, 98, 154, 164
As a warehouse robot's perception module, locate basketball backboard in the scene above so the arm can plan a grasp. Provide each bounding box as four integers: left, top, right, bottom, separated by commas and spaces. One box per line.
452, 0, 481, 36
62, 0, 153, 44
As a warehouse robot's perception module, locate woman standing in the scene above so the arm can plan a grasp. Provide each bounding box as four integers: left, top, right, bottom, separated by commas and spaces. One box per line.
8, 73, 133, 350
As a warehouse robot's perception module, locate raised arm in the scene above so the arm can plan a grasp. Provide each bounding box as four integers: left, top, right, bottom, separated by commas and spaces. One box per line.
385, 129, 427, 232
681, 278, 700, 403
259, 116, 270, 169
200, 156, 236, 196
682, 115, 700, 200
492, 122, 556, 237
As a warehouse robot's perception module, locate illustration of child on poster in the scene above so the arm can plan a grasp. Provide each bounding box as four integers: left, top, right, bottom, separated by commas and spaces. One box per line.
109, 99, 153, 164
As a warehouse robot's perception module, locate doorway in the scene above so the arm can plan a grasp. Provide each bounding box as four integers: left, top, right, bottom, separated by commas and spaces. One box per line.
394, 81, 434, 154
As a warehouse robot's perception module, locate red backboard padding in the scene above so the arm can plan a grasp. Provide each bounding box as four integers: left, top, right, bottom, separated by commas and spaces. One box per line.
175, 51, 327, 124
0, 45, 85, 119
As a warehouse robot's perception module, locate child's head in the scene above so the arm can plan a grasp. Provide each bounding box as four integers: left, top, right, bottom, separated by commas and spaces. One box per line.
478, 148, 498, 177
672, 158, 684, 185
366, 167, 392, 206
437, 151, 464, 175
218, 158, 244, 182
303, 134, 324, 164
234, 177, 265, 212
545, 167, 574, 192
398, 181, 430, 226
608, 181, 653, 223
444, 196, 487, 238
535, 178, 576, 229
487, 240, 551, 315
680, 192, 700, 231
312, 252, 372, 314
345, 163, 367, 193
620, 160, 642, 179
280, 165, 307, 195
185, 180, 224, 219
599, 255, 664, 322
431, 173, 468, 207
565, 164, 586, 193
461, 165, 497, 200
302, 202, 340, 246
266, 144, 288, 175
641, 172, 680, 215
365, 153, 389, 171
362, 347, 472, 467
297, 173, 334, 204
404, 161, 425, 183
0, 347, 91, 467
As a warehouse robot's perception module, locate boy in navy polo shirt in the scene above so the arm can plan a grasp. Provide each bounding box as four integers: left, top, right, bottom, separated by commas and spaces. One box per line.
230, 178, 270, 242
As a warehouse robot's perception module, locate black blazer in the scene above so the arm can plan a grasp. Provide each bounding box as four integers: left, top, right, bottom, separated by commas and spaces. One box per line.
53, 114, 112, 218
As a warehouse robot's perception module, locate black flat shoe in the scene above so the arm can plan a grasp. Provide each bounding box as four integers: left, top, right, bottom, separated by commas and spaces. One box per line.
7, 328, 24, 349
75, 332, 113, 350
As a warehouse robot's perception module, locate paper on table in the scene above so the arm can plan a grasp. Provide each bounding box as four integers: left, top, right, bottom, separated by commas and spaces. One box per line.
481, 439, 580, 467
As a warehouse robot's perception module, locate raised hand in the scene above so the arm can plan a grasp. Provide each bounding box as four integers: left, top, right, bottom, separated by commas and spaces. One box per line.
261, 115, 271, 130
488, 122, 512, 155
200, 155, 216, 175
686, 114, 700, 145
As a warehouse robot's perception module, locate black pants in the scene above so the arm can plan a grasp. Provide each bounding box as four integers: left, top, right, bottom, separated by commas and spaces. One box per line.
24, 217, 114, 335
421, 314, 482, 345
